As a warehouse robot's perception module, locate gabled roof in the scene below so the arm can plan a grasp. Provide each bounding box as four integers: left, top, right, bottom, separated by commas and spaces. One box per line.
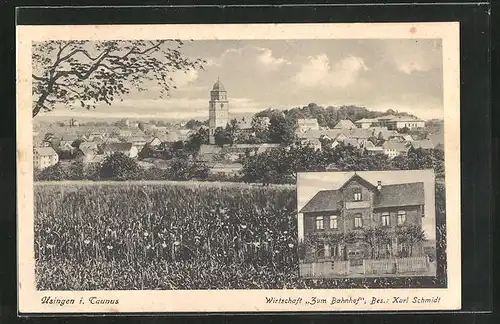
388, 116, 424, 122
34, 147, 57, 156
373, 182, 425, 208
375, 114, 398, 120
339, 173, 378, 191
348, 128, 373, 139
295, 129, 343, 140
103, 142, 133, 152
382, 141, 410, 152
299, 189, 343, 213
79, 142, 98, 151
411, 139, 435, 150
333, 120, 356, 129
377, 129, 398, 140
60, 135, 79, 141
300, 176, 425, 213
297, 118, 319, 125
343, 138, 360, 148
355, 118, 378, 124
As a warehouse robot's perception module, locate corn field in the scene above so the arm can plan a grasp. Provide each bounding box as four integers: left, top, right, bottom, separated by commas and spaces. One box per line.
35, 181, 300, 290
34, 181, 446, 290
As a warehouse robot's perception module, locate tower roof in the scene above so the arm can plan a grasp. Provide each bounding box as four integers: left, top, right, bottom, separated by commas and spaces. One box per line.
212, 78, 225, 91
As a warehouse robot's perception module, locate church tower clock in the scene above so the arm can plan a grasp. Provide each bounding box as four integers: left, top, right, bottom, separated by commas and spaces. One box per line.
208, 77, 229, 144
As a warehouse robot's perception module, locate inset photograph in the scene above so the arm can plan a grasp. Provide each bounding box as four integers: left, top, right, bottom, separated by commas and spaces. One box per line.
297, 169, 437, 278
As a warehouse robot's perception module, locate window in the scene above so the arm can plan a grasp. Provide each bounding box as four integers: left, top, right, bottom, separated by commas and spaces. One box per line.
315, 216, 324, 230
397, 210, 406, 225
381, 212, 390, 226
354, 214, 363, 228
353, 189, 362, 201
329, 216, 338, 229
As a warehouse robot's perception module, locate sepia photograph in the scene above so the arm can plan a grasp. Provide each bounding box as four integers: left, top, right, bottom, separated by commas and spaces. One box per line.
17, 22, 461, 312
298, 170, 438, 280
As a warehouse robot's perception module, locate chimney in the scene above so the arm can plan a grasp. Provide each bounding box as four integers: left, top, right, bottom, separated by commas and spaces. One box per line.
377, 181, 382, 190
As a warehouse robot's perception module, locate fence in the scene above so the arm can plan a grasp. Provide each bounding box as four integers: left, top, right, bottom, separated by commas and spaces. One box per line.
299, 260, 350, 278
396, 256, 429, 273
363, 257, 429, 275
363, 258, 396, 275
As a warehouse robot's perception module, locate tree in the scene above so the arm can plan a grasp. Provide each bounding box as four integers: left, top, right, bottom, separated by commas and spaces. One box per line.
185, 127, 209, 153
268, 115, 296, 144
362, 227, 391, 259
67, 160, 85, 180
36, 163, 67, 181
71, 138, 84, 149
185, 119, 204, 130
391, 147, 444, 177
99, 152, 140, 180
32, 40, 205, 117
251, 116, 270, 143
166, 158, 210, 181
396, 224, 426, 257
213, 127, 232, 147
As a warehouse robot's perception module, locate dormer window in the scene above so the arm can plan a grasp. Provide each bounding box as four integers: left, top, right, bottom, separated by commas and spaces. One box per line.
353, 189, 362, 201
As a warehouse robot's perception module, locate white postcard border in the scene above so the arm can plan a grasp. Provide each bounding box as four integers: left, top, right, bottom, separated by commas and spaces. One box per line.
17, 22, 461, 313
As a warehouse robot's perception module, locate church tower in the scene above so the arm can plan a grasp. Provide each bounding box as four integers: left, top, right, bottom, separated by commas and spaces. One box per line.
208, 77, 229, 144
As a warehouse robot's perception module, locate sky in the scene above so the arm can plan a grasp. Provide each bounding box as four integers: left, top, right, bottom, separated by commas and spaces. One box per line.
296, 170, 436, 241
38, 39, 444, 121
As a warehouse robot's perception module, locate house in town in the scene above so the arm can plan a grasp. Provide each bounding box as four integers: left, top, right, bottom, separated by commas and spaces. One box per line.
75, 144, 101, 164
347, 128, 374, 142
385, 116, 425, 130
176, 129, 194, 142
382, 141, 410, 158
342, 138, 362, 149
58, 141, 76, 153
410, 139, 435, 150
148, 136, 163, 148
364, 146, 385, 155
59, 134, 80, 147
333, 119, 356, 130
102, 142, 138, 158
388, 134, 414, 142
126, 136, 149, 151
299, 138, 322, 151
296, 118, 320, 132
86, 133, 105, 142
299, 173, 425, 264
376, 129, 399, 141
354, 118, 378, 129
33, 147, 59, 169
375, 115, 398, 128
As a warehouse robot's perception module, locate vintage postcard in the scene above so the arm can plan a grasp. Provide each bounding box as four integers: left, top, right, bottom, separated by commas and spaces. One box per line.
17, 22, 461, 313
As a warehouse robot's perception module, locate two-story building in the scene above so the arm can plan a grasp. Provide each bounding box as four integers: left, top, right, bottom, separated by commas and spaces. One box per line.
299, 173, 425, 265
33, 147, 59, 169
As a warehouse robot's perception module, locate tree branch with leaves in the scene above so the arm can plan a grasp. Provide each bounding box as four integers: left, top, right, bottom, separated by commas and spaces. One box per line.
32, 40, 206, 117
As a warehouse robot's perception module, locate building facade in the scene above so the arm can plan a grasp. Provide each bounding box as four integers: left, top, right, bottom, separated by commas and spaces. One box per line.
208, 78, 229, 144
300, 174, 425, 265
33, 147, 59, 169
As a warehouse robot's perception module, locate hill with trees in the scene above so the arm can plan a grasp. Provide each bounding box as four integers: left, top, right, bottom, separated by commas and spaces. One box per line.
254, 103, 420, 129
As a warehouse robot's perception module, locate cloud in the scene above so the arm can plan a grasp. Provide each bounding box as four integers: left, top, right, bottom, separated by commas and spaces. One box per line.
294, 54, 368, 88
256, 48, 291, 69
385, 39, 442, 75
168, 69, 199, 87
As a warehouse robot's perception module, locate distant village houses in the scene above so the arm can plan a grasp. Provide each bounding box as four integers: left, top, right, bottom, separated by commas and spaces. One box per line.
33, 147, 59, 170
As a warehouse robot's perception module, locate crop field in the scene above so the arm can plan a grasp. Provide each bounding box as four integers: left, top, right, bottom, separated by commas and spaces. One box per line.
35, 181, 446, 290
